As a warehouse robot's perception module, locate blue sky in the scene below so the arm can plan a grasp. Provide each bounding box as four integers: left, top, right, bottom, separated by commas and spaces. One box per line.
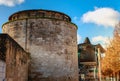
0, 0, 120, 47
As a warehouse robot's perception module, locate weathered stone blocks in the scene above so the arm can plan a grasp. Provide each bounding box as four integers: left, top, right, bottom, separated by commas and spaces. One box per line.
0, 34, 29, 81
2, 10, 78, 81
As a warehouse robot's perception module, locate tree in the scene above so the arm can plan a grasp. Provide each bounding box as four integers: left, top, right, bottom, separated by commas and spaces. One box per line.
102, 23, 120, 79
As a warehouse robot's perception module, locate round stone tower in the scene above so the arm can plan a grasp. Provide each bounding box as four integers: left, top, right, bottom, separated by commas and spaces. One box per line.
2, 9, 78, 81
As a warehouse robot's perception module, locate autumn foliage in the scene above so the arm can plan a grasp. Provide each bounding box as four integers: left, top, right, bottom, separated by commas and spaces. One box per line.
102, 23, 120, 78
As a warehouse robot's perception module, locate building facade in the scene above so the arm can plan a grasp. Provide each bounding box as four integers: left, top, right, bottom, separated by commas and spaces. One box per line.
78, 37, 105, 81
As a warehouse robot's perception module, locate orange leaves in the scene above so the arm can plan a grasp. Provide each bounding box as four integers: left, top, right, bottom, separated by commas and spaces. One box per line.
102, 24, 120, 76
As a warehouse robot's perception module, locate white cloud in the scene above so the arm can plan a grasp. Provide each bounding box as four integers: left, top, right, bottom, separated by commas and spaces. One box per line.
0, 0, 24, 7
77, 34, 81, 44
81, 7, 120, 27
92, 36, 110, 48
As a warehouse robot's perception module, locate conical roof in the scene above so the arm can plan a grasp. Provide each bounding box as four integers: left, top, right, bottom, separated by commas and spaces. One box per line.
84, 37, 91, 44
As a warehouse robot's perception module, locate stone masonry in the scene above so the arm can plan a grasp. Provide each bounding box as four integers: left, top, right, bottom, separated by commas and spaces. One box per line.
2, 10, 79, 81
0, 34, 29, 81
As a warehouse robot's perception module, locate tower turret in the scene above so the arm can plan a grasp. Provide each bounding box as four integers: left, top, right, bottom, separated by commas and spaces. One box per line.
2, 9, 78, 81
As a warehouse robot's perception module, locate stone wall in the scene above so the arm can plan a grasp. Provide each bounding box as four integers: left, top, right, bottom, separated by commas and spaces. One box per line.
2, 10, 79, 81
8, 10, 71, 22
0, 34, 29, 81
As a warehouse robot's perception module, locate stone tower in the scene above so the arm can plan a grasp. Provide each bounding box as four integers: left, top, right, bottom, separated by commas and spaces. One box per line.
2, 9, 78, 81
